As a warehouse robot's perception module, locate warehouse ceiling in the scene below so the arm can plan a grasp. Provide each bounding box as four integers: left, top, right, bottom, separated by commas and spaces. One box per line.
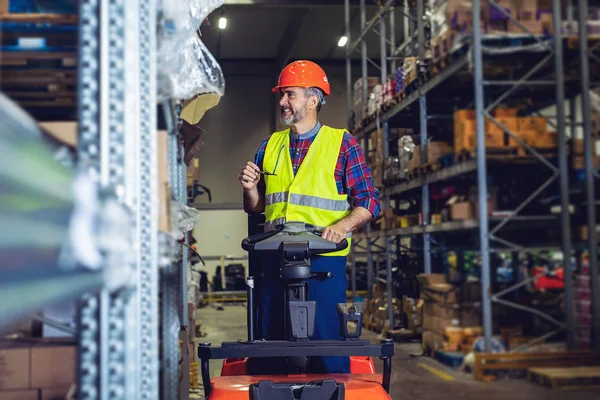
0, 0, 400, 121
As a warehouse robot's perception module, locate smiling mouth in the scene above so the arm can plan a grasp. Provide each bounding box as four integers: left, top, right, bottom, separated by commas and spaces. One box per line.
281, 107, 291, 114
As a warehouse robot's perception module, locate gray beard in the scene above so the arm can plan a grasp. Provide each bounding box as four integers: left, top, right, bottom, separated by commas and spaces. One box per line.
280, 106, 306, 126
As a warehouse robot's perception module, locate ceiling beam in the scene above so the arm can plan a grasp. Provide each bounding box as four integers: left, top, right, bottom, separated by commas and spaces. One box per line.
275, 8, 309, 73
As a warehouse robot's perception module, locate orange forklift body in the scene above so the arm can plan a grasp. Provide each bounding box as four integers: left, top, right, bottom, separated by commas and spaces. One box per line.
220, 356, 376, 376
207, 373, 390, 400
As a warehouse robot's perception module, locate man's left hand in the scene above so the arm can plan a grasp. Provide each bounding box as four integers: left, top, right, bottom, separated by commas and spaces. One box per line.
321, 223, 348, 244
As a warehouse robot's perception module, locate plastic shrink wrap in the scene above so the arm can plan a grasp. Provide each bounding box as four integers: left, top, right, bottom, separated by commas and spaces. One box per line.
157, 0, 226, 102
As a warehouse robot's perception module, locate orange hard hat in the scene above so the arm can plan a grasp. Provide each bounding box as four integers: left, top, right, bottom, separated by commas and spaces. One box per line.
271, 60, 331, 96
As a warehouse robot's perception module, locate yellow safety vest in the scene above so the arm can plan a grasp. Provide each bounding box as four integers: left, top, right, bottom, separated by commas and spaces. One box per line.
263, 125, 352, 257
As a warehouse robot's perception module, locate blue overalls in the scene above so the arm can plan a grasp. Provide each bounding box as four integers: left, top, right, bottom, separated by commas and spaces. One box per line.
256, 253, 350, 374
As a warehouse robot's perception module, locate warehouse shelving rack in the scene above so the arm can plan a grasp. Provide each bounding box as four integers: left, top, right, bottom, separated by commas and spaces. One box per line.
0, 1, 197, 399
344, 0, 600, 351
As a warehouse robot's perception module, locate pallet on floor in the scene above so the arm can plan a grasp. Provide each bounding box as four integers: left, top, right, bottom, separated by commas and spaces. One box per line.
385, 328, 421, 343
474, 350, 600, 382
528, 366, 600, 389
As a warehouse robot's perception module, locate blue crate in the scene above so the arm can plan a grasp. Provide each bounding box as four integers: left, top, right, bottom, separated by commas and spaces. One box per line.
433, 350, 464, 370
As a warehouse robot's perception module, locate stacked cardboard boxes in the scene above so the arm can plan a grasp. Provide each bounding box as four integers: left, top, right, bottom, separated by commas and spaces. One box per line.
418, 274, 483, 352
407, 142, 453, 171
453, 108, 558, 153
0, 340, 75, 400
365, 283, 402, 331
402, 296, 424, 335
353, 77, 380, 127
403, 57, 418, 87
368, 129, 385, 188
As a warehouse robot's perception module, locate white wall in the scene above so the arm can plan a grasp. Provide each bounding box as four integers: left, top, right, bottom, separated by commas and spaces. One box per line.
192, 209, 249, 285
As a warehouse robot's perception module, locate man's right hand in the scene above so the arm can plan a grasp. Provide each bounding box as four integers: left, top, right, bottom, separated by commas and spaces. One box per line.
238, 161, 261, 191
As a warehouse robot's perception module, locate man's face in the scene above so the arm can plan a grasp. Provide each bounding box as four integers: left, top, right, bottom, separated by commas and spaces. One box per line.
279, 87, 309, 126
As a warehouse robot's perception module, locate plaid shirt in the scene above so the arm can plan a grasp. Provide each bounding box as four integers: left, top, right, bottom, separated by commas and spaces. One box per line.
246, 122, 381, 218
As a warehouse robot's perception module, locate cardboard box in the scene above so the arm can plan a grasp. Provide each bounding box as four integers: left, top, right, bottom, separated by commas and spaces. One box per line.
451, 202, 473, 220
513, 117, 548, 148
572, 155, 600, 170
157, 130, 171, 232
0, 391, 38, 400
417, 273, 447, 287
372, 282, 387, 300
422, 312, 434, 331
487, 116, 517, 146
429, 302, 482, 324
410, 142, 453, 167
526, 130, 557, 148
494, 107, 518, 118
468, 186, 497, 216
39, 121, 77, 148
454, 109, 476, 153
421, 330, 445, 351
420, 283, 457, 303
31, 346, 76, 388
0, 349, 30, 391
460, 119, 506, 151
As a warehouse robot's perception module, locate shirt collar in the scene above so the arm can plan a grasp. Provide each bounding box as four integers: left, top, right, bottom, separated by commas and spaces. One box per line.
290, 121, 321, 140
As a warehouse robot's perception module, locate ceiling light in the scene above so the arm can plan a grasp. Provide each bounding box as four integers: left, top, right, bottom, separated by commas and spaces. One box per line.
218, 17, 227, 29
337, 36, 348, 47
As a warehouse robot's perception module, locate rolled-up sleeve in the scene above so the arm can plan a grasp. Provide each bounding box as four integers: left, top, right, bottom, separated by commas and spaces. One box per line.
340, 133, 381, 218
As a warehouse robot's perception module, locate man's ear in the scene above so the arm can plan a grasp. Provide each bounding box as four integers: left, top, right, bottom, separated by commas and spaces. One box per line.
310, 95, 319, 110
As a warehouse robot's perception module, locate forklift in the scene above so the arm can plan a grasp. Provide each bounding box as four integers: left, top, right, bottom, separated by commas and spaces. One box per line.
197, 221, 394, 399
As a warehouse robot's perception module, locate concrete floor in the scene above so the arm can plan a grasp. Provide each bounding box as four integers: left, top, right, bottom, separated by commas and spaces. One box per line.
194, 304, 599, 400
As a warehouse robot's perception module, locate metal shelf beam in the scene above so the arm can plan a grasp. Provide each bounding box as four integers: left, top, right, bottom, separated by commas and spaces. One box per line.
384, 160, 477, 196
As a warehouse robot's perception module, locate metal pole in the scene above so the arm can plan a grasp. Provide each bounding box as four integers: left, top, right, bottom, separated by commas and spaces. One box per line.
247, 276, 255, 342
578, 0, 600, 348
162, 102, 181, 400
381, 12, 394, 332
360, 0, 374, 300
472, 0, 492, 352
389, 6, 396, 73
417, 0, 431, 274
351, 246, 357, 299
345, 0, 352, 130
553, 0, 575, 350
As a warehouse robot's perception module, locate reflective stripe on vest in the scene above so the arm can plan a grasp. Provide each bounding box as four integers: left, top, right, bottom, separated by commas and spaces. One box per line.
265, 192, 351, 212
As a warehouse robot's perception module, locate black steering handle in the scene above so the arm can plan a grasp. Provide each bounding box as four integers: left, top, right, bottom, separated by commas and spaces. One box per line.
241, 222, 348, 255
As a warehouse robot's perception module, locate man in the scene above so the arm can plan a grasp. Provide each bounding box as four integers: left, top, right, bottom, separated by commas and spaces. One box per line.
238, 60, 380, 374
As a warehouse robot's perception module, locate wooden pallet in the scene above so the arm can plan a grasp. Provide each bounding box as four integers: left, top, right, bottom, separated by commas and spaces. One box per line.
528, 366, 600, 389
474, 350, 600, 382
